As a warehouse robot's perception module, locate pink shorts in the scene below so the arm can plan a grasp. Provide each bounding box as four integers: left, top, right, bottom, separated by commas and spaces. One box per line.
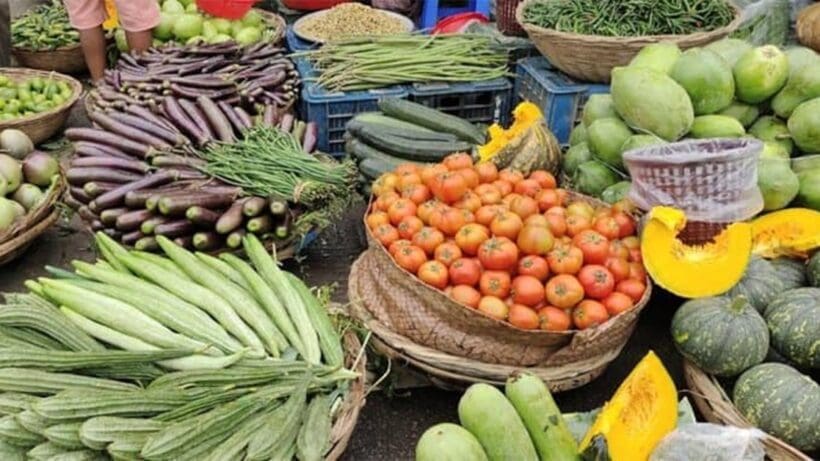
65, 0, 161, 32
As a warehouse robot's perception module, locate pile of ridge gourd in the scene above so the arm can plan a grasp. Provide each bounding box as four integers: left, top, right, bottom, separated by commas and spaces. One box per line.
0, 232, 356, 461
670, 254, 820, 452
564, 38, 820, 212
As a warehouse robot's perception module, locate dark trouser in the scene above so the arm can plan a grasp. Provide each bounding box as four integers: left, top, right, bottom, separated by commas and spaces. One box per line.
0, 0, 9, 66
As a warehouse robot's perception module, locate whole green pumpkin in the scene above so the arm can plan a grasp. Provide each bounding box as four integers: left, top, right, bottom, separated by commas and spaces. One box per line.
770, 257, 807, 290
724, 257, 784, 312
671, 296, 768, 377
808, 252, 820, 287
764, 287, 820, 369
733, 363, 820, 451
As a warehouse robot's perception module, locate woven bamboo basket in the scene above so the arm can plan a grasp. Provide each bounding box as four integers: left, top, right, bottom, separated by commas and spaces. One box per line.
349, 191, 650, 389
516, 0, 742, 83
257, 9, 287, 45
0, 68, 83, 144
12, 44, 87, 75
0, 177, 65, 266
326, 330, 367, 461
682, 360, 813, 461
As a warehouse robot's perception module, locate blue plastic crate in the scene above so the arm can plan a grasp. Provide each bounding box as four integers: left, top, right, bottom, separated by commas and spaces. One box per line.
285, 26, 317, 53
408, 78, 513, 127
296, 58, 409, 156
514, 57, 610, 145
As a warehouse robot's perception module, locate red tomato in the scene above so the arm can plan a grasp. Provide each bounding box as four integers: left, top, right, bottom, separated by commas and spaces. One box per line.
511, 275, 546, 306
401, 183, 431, 205
456, 168, 480, 190
621, 236, 640, 250
454, 191, 482, 213
443, 153, 473, 171
493, 179, 513, 196
612, 199, 638, 215
434, 241, 462, 267
435, 207, 467, 236
490, 212, 524, 240
545, 213, 567, 238
524, 214, 549, 228
499, 169, 524, 184
393, 245, 427, 273
573, 230, 610, 264
372, 172, 399, 197
478, 237, 519, 271
629, 248, 643, 263
449, 258, 482, 286
547, 244, 584, 275
430, 172, 468, 204
566, 201, 595, 219
373, 223, 400, 247
420, 164, 449, 188
629, 262, 647, 281
455, 223, 490, 256
412, 227, 445, 256
397, 215, 424, 240
397, 172, 422, 190
546, 206, 566, 218
374, 191, 399, 212
475, 184, 503, 206
616, 279, 646, 302
451, 285, 481, 308
518, 255, 550, 282
612, 211, 636, 238
417, 260, 449, 289
478, 296, 509, 320
572, 300, 610, 330
535, 189, 560, 212
555, 188, 568, 206
509, 196, 539, 220
545, 274, 585, 309
578, 265, 615, 300
602, 292, 634, 316
538, 306, 572, 331
394, 163, 419, 176
604, 257, 631, 282
366, 211, 389, 230
565, 214, 592, 237
475, 204, 505, 227
479, 270, 512, 298
508, 304, 540, 329
608, 240, 630, 260
514, 179, 542, 197
388, 239, 412, 256
593, 216, 621, 240
417, 200, 441, 225
529, 170, 557, 189
475, 162, 499, 183
517, 225, 555, 256
387, 198, 418, 226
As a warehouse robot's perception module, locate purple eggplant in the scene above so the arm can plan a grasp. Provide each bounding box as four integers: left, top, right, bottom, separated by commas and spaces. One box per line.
157, 189, 241, 216
115, 209, 154, 231
242, 197, 267, 217
163, 98, 208, 146
65, 128, 151, 158
134, 236, 159, 251
192, 232, 220, 251
215, 199, 246, 234
279, 113, 294, 133
91, 170, 177, 211
83, 182, 119, 198
303, 122, 318, 153
67, 167, 142, 186
154, 220, 196, 238
107, 111, 189, 146
100, 207, 130, 226
178, 99, 214, 142
217, 101, 246, 135
71, 156, 150, 174
225, 229, 246, 249
185, 206, 221, 227
87, 111, 171, 150
196, 96, 234, 142
246, 214, 273, 234
122, 230, 145, 245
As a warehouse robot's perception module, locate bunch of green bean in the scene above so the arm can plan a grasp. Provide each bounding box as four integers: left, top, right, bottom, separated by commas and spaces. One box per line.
199, 126, 358, 207
11, 0, 79, 50
300, 34, 509, 91
522, 0, 736, 37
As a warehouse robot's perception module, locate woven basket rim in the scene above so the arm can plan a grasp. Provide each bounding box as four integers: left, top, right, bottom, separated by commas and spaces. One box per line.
682, 360, 813, 461
0, 177, 65, 244
516, 0, 742, 44
326, 329, 367, 461
0, 67, 83, 130
11, 42, 82, 53
256, 9, 287, 44
0, 208, 60, 266
363, 190, 652, 337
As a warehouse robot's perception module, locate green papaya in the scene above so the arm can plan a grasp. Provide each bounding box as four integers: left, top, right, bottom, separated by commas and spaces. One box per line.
787, 98, 820, 154
587, 117, 632, 169
758, 158, 799, 210
784, 46, 819, 80
581, 94, 617, 127
629, 42, 682, 74
621, 134, 665, 153
574, 161, 620, 197
505, 373, 580, 461
670, 48, 734, 115
749, 116, 794, 156
771, 62, 820, 118
733, 46, 789, 104
688, 115, 746, 138
717, 101, 760, 128
563, 142, 593, 176
611, 66, 694, 141
796, 169, 820, 210
601, 181, 632, 204
760, 141, 790, 161
705, 38, 753, 67
569, 124, 587, 146
792, 154, 820, 174
458, 384, 538, 461
416, 423, 488, 461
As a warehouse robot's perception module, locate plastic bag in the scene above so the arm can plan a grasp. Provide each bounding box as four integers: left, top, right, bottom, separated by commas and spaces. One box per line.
650, 423, 766, 461
731, 0, 801, 45
623, 139, 764, 222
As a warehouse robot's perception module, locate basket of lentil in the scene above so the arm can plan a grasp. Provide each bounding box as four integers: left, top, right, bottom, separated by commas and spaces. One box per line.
292, 3, 414, 44
10, 0, 87, 74
516, 0, 742, 83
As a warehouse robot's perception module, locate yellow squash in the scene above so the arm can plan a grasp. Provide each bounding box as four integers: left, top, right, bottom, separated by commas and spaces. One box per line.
751, 208, 820, 258
580, 351, 678, 461
477, 102, 547, 163
641, 206, 752, 298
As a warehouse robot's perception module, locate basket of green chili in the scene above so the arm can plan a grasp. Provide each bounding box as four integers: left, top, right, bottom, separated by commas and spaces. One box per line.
11, 0, 86, 74
516, 0, 742, 83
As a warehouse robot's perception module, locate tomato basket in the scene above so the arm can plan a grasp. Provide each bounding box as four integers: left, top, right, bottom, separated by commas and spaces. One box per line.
196, 0, 259, 19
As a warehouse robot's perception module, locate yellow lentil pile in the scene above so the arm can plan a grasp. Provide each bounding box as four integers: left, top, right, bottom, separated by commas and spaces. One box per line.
296, 3, 407, 42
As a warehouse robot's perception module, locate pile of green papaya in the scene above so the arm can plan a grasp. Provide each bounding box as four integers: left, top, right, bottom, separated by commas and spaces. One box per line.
565, 39, 820, 212
0, 75, 74, 121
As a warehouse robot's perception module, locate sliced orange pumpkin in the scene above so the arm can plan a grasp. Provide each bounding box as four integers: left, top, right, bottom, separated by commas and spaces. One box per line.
751, 208, 820, 258
580, 351, 678, 461
641, 206, 752, 298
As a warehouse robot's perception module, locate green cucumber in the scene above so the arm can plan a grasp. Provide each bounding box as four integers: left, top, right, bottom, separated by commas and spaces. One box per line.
347, 138, 424, 168
378, 98, 486, 144
347, 119, 458, 142
350, 112, 436, 133
505, 373, 580, 461
354, 125, 471, 162
458, 384, 537, 461
792, 155, 820, 174
358, 158, 392, 181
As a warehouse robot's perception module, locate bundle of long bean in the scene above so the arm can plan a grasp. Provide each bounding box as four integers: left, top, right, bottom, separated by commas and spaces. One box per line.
0, 233, 356, 460
199, 126, 358, 207
300, 34, 509, 92
89, 41, 299, 114
11, 0, 79, 50
522, 0, 736, 37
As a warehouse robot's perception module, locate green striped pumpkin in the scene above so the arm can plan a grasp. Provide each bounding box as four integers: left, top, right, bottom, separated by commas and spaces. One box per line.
725, 257, 785, 313
733, 363, 820, 451
671, 296, 768, 377
808, 252, 820, 287
764, 287, 820, 369
770, 257, 807, 290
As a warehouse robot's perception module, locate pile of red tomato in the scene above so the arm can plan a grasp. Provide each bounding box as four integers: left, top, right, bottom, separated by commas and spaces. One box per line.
365, 153, 647, 331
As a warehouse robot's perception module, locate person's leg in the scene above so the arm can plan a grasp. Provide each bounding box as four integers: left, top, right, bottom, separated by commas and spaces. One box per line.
124, 29, 153, 53
64, 0, 107, 82
116, 0, 160, 53
0, 0, 10, 67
